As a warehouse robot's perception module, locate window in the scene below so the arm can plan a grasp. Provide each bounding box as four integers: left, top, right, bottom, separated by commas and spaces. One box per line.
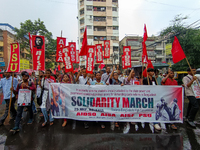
113, 17, 117, 21
94, 36, 107, 41
107, 26, 112, 30
80, 18, 84, 25
80, 9, 84, 15
111, 36, 116, 40
0, 57, 3, 61
112, 0, 118, 2
113, 46, 119, 51
0, 47, 3, 52
94, 26, 106, 31
93, 16, 106, 22
87, 6, 93, 11
127, 41, 140, 47
93, 0, 106, 1
93, 6, 106, 11
107, 16, 112, 19
80, 28, 84, 33
87, 25, 92, 29
156, 50, 162, 55
113, 26, 118, 30
112, 7, 117, 11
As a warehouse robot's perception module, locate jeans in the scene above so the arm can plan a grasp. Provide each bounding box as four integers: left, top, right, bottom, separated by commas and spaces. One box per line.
0, 97, 17, 124
15, 101, 33, 128
32, 101, 37, 112
187, 96, 199, 122
41, 108, 54, 123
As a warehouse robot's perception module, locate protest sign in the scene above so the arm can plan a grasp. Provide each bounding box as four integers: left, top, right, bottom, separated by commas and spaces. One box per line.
69, 42, 76, 63
96, 44, 103, 63
40, 90, 48, 108
18, 89, 32, 106
104, 40, 110, 59
191, 81, 200, 98
56, 37, 66, 62
49, 84, 183, 123
86, 46, 95, 74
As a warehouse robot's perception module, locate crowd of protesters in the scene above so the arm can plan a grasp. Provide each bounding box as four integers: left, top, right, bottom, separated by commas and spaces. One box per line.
0, 65, 199, 133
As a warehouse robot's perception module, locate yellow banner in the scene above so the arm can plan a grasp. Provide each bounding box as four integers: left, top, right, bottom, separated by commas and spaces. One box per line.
20, 59, 30, 70
166, 43, 172, 55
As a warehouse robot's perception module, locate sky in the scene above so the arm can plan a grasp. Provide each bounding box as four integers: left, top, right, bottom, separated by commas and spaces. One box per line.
0, 0, 200, 44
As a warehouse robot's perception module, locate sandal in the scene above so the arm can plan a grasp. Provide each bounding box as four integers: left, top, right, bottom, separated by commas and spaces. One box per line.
62, 121, 67, 127
42, 122, 47, 127
50, 122, 54, 126
171, 124, 177, 130
115, 122, 119, 128
101, 124, 105, 129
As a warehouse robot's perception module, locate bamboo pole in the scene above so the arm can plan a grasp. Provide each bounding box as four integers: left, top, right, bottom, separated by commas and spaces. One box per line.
141, 63, 144, 85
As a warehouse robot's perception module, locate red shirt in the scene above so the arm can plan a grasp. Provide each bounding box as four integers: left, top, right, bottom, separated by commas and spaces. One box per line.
161, 78, 178, 86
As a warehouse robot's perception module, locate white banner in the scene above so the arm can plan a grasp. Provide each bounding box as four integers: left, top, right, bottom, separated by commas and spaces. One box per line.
49, 84, 184, 123
18, 89, 32, 106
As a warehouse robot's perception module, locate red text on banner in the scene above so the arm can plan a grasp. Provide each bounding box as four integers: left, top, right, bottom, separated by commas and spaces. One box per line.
69, 42, 76, 63
104, 40, 110, 59
7, 43, 20, 72
32, 36, 45, 71
86, 46, 95, 74
96, 44, 103, 63
56, 37, 66, 62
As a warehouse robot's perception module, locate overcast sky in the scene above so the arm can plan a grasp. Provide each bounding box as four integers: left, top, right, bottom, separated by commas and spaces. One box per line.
0, 0, 200, 44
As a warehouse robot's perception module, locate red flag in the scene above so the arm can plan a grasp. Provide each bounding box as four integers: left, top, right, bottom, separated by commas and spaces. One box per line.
122, 55, 126, 69
99, 63, 105, 70
123, 46, 132, 68
28, 33, 33, 54
143, 59, 154, 77
142, 42, 148, 64
171, 36, 186, 63
62, 46, 73, 72
96, 44, 103, 63
7, 43, 20, 72
143, 24, 148, 42
69, 42, 76, 63
79, 27, 88, 56
32, 35, 45, 71
56, 37, 66, 62
104, 40, 110, 59
86, 46, 95, 74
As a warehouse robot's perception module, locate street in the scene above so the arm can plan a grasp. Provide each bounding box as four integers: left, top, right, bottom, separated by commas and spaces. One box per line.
0, 99, 199, 150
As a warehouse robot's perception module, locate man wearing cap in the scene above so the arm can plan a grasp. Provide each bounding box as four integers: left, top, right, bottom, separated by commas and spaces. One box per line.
10, 71, 36, 131
183, 67, 200, 128
0, 72, 18, 126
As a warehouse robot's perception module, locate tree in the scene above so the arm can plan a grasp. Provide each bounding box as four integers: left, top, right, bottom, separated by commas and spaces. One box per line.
15, 18, 56, 69
160, 14, 200, 71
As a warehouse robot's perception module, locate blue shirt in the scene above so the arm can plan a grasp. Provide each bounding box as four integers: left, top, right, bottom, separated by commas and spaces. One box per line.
91, 80, 105, 85
0, 77, 18, 99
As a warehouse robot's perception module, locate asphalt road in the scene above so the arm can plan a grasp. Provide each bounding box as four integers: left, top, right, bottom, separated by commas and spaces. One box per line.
0, 98, 199, 150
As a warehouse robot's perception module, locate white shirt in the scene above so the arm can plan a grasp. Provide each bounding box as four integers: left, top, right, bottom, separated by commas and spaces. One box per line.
78, 76, 92, 85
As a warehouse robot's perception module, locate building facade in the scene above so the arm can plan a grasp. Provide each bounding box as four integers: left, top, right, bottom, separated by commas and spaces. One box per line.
119, 35, 172, 66
0, 23, 31, 71
78, 0, 119, 69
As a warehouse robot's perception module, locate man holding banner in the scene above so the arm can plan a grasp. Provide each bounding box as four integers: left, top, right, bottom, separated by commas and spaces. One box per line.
11, 71, 36, 132
0, 72, 18, 126
183, 67, 200, 128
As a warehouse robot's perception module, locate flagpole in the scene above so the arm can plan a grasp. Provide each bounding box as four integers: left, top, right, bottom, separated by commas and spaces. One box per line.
146, 64, 150, 85
185, 57, 200, 87
141, 63, 144, 85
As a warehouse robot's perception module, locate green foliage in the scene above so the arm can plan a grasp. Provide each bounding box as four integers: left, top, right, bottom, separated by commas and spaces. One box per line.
160, 14, 200, 71
15, 18, 56, 69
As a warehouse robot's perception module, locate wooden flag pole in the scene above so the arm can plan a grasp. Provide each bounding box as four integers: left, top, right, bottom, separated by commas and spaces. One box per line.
5, 73, 14, 125
141, 63, 144, 85
146, 64, 150, 85
185, 57, 200, 87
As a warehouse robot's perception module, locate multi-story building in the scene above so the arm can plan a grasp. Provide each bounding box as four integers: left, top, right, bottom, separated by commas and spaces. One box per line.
0, 23, 31, 71
119, 35, 171, 66
77, 0, 119, 69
